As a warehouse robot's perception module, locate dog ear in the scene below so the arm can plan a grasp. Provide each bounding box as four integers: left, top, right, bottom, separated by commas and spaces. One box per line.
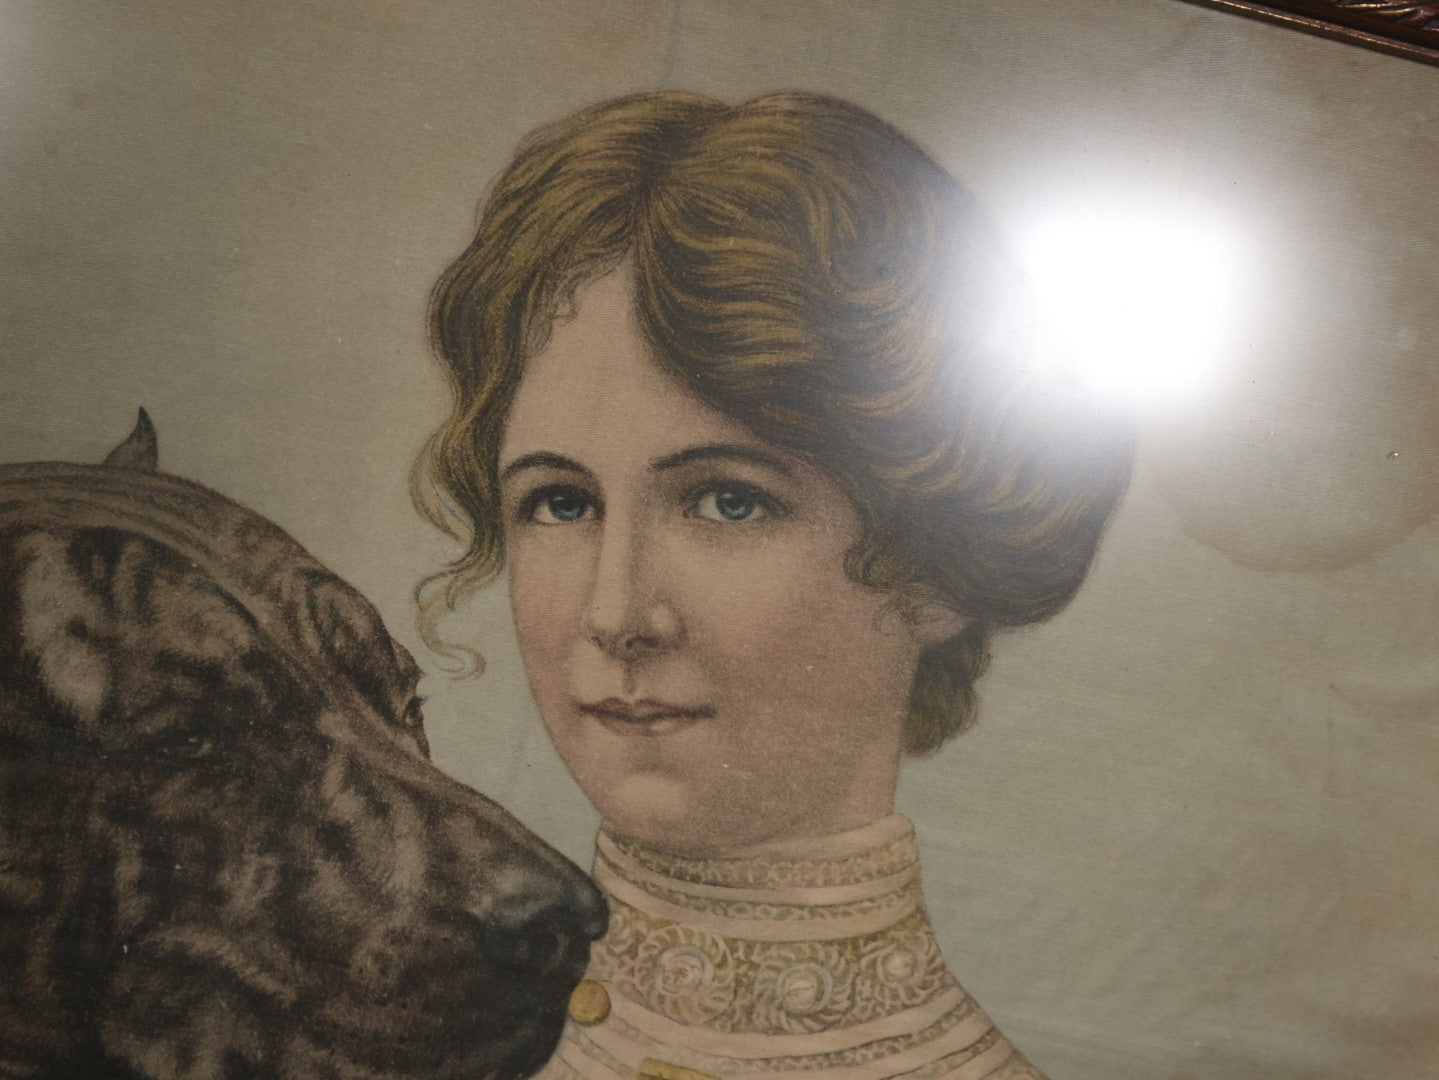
9, 529, 193, 737
295, 570, 422, 735
102, 408, 158, 472
8, 531, 116, 731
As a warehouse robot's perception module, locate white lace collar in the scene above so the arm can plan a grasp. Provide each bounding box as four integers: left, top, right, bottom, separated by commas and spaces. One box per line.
537, 815, 1044, 1079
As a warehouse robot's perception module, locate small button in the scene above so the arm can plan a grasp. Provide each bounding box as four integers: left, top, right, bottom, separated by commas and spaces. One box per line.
637, 1059, 721, 1080
567, 979, 610, 1025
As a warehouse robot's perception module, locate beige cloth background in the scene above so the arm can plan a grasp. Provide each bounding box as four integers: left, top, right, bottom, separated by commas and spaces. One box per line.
2, 1, 1435, 1076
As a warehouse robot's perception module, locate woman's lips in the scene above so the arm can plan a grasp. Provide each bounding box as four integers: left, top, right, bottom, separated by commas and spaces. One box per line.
577, 698, 715, 735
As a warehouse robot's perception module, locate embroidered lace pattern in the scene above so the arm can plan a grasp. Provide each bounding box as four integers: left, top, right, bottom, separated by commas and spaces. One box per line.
538, 815, 1047, 1078
596, 901, 954, 1034
560, 998, 987, 1075
608, 825, 920, 889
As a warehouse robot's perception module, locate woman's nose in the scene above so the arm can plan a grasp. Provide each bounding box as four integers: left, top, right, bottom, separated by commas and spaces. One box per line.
582, 517, 680, 660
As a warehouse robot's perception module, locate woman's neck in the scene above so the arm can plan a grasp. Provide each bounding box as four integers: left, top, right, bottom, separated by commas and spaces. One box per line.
600, 770, 900, 860
608, 810, 912, 866
534, 813, 1045, 1078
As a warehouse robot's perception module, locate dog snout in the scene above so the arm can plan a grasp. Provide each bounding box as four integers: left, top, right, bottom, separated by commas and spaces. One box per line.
427, 782, 607, 979
441, 794, 609, 945
471, 884, 606, 981
475, 916, 570, 979
556, 864, 608, 944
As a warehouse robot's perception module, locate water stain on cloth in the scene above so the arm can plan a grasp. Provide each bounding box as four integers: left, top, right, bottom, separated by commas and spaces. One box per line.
1153, 353, 1438, 575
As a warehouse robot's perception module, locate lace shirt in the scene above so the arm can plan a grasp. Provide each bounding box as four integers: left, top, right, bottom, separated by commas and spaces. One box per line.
536, 814, 1045, 1080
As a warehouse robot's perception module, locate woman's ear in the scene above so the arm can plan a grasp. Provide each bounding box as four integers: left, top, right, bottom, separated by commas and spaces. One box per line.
902, 589, 968, 648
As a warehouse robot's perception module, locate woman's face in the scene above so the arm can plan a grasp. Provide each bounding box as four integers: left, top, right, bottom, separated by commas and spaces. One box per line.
498, 268, 942, 855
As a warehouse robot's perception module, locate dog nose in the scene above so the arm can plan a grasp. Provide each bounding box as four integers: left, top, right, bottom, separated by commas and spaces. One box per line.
476, 883, 608, 978
570, 870, 609, 942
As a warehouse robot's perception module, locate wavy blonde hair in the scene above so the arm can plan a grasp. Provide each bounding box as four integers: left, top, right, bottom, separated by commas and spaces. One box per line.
414, 91, 1133, 754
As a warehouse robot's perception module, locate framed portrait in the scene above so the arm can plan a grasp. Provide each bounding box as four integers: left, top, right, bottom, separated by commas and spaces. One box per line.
1182, 0, 1439, 65
2, 2, 1435, 1078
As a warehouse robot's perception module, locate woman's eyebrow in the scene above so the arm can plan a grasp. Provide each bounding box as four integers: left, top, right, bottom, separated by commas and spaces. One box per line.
650, 443, 795, 479
499, 451, 593, 484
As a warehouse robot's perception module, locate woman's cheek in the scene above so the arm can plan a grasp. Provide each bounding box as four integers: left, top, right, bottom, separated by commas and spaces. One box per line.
690, 563, 803, 676
509, 542, 586, 682
699, 548, 855, 708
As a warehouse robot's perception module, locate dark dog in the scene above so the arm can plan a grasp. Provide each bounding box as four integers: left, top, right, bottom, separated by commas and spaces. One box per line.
0, 413, 606, 1080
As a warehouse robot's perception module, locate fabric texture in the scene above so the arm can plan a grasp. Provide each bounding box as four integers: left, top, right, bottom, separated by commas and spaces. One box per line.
538, 815, 1043, 1079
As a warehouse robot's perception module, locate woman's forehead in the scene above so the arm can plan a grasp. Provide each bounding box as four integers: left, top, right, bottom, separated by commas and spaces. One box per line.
499, 270, 770, 472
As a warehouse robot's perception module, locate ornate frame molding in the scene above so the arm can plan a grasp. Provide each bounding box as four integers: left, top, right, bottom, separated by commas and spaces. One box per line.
1180, 1, 1439, 66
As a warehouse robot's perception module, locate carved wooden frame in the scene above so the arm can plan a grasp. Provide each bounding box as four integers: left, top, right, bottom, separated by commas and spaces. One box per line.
1180, 0, 1439, 65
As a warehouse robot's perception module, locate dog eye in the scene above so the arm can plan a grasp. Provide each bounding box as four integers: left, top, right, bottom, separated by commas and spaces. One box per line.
173, 734, 216, 759
127, 700, 223, 760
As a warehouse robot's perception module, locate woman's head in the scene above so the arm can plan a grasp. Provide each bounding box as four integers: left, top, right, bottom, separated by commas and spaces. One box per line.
418, 90, 1132, 776
493, 265, 952, 853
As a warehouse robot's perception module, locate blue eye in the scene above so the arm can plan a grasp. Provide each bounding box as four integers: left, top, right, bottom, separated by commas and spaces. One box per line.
527, 488, 593, 524
693, 486, 772, 523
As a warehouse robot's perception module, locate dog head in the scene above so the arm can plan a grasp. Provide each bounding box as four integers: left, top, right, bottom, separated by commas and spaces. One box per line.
0, 413, 606, 1079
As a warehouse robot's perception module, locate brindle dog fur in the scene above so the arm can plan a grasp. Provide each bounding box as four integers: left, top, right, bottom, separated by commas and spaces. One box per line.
0, 414, 607, 1080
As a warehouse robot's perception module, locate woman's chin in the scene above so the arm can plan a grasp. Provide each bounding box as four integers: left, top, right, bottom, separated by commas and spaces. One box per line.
590, 774, 764, 855
593, 774, 701, 849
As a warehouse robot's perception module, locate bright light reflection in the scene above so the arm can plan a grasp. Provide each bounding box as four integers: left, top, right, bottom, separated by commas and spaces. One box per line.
1013, 208, 1246, 405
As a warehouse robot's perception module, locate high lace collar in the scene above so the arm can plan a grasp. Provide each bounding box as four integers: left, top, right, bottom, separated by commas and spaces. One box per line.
603, 812, 920, 891
537, 814, 1044, 1079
